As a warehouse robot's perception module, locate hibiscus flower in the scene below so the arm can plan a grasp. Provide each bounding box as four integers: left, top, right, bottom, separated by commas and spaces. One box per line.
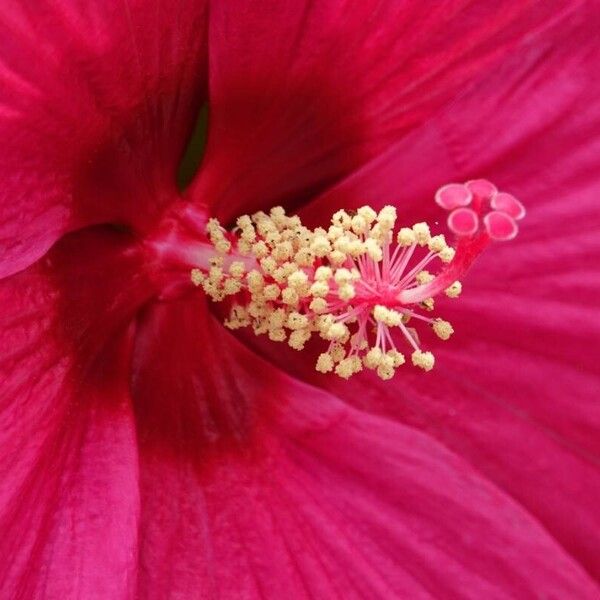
1, 1, 599, 599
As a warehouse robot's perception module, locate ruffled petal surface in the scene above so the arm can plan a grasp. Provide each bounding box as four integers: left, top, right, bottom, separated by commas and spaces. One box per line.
129, 297, 599, 599
248, 3, 600, 584
0, 228, 153, 598
190, 0, 579, 222
0, 0, 207, 278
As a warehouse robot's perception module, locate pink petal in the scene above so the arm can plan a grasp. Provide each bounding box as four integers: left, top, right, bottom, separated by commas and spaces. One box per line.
491, 191, 527, 219
483, 210, 519, 240
189, 1, 574, 223
448, 207, 479, 236
0, 0, 208, 278
435, 183, 472, 210
130, 296, 598, 598
0, 228, 153, 596
254, 3, 600, 583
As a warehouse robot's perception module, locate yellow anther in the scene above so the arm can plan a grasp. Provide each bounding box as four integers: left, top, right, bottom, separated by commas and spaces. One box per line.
421, 298, 435, 311
214, 240, 231, 254
246, 270, 264, 291
190, 268, 204, 286
260, 256, 277, 275
325, 322, 349, 342
224, 305, 250, 330
412, 222, 431, 246
335, 357, 356, 379
265, 231, 282, 247
237, 239, 252, 255
252, 240, 269, 258
428, 234, 447, 253
248, 301, 267, 318
363, 347, 383, 369
295, 248, 314, 267
351, 215, 368, 235
332, 209, 352, 229
268, 328, 287, 342
372, 305, 402, 327
309, 298, 328, 313
272, 266, 288, 284
376, 364, 395, 380
416, 270, 434, 284
439, 246, 456, 263
412, 350, 435, 371
256, 219, 277, 238
289, 329, 311, 350
327, 225, 344, 241
272, 241, 293, 262
376, 353, 396, 380
387, 349, 405, 367
333, 235, 353, 254
240, 225, 256, 242
346, 240, 365, 257
310, 281, 329, 298
209, 256, 223, 267
223, 279, 242, 295
368, 223, 385, 243
329, 250, 347, 265
397, 227, 416, 247
229, 261, 246, 279
287, 270, 309, 290
358, 206, 377, 224
316, 314, 334, 332
377, 206, 397, 231
236, 215, 253, 229
316, 353, 334, 373
333, 268, 353, 284
253, 321, 269, 336
310, 235, 331, 257
287, 311, 309, 330
314, 266, 332, 281
338, 283, 356, 301
270, 205, 286, 220
445, 281, 462, 298
330, 343, 346, 363
268, 308, 286, 328
281, 287, 299, 306
209, 266, 223, 282
206, 218, 221, 233
263, 284, 281, 301
364, 238, 383, 261
433, 319, 454, 340
202, 280, 223, 302
287, 215, 301, 229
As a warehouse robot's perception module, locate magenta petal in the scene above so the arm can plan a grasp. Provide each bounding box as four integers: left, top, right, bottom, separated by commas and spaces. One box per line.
130, 301, 598, 598
484, 210, 518, 240
435, 183, 473, 210
0, 0, 208, 278
190, 1, 575, 222
448, 207, 479, 236
247, 4, 600, 584
0, 229, 153, 597
491, 191, 527, 220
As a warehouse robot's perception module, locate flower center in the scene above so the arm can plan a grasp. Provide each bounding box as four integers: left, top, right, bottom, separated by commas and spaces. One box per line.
188, 180, 524, 380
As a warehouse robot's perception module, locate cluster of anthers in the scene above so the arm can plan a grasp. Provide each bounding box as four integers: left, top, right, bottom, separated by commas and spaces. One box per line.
191, 180, 524, 380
